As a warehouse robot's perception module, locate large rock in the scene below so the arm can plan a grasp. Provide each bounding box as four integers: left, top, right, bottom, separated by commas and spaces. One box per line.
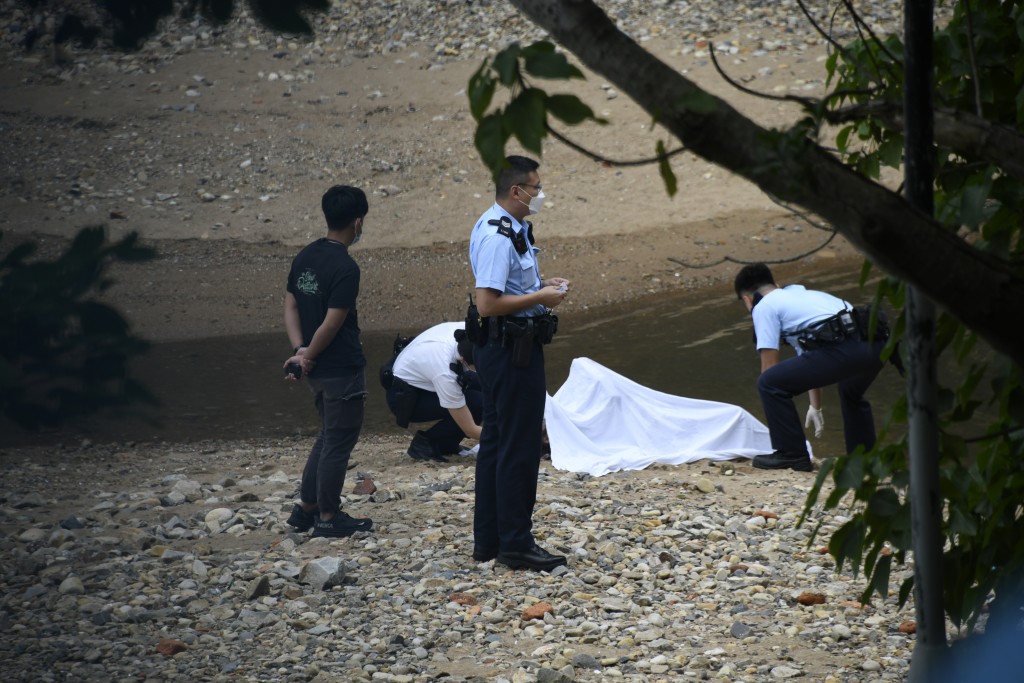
299, 557, 346, 591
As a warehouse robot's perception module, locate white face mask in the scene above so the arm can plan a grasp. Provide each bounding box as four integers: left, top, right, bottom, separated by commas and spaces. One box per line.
352, 218, 363, 245
517, 186, 546, 215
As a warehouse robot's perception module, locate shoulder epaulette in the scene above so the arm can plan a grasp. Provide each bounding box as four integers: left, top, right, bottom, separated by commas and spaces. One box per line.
487, 217, 533, 255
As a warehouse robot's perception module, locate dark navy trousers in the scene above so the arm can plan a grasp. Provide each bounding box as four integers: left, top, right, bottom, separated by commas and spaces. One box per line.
473, 335, 546, 553
386, 373, 483, 454
758, 337, 886, 457
301, 370, 366, 515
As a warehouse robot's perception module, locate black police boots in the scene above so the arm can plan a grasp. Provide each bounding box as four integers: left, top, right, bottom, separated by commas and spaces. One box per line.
496, 544, 568, 573
752, 451, 813, 472
407, 431, 447, 463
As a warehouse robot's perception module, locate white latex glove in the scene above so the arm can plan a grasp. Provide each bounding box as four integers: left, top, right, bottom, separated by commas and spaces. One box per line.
805, 406, 824, 438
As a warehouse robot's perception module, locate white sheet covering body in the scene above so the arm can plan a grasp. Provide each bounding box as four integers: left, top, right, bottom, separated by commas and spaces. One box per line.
545, 358, 776, 476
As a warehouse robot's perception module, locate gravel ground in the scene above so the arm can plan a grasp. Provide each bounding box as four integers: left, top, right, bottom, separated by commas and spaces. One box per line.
1, 435, 920, 683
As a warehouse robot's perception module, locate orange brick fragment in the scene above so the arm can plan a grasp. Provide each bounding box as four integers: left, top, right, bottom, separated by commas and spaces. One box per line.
754, 510, 779, 519
352, 479, 377, 495
522, 601, 554, 620
449, 592, 477, 606
728, 564, 749, 573
797, 592, 827, 606
899, 620, 917, 634
156, 639, 188, 656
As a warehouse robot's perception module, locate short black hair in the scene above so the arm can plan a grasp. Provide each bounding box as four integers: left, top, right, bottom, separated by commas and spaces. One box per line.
495, 155, 540, 198
321, 185, 368, 230
734, 263, 775, 298
454, 328, 475, 365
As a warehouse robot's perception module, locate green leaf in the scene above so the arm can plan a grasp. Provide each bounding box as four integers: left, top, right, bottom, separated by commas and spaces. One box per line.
468, 63, 497, 121
834, 453, 865, 490
474, 113, 511, 181
523, 47, 584, 80
492, 44, 522, 86
504, 88, 548, 155
675, 90, 719, 114
520, 40, 555, 57
858, 152, 881, 180
824, 50, 839, 85
877, 135, 904, 168
546, 94, 598, 125
949, 507, 979, 537
656, 139, 678, 198
829, 518, 866, 575
836, 125, 854, 153
867, 553, 893, 600
867, 488, 902, 517
800, 457, 836, 526
959, 177, 992, 228
897, 576, 914, 607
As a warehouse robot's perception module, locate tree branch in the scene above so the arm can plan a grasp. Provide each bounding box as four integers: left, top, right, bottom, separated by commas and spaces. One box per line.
507, 0, 1024, 367
545, 124, 687, 167
668, 229, 839, 270
823, 101, 1024, 181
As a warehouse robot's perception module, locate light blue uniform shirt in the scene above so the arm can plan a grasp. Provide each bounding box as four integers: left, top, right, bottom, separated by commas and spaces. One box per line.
752, 285, 850, 353
469, 203, 546, 318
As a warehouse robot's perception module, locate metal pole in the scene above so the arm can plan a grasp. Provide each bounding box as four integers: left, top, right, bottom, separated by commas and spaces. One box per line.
903, 0, 947, 679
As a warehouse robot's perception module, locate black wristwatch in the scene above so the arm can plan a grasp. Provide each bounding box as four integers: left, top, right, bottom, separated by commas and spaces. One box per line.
293, 345, 302, 354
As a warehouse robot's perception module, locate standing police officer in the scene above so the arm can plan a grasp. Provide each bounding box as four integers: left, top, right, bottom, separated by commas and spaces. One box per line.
734, 263, 888, 472
468, 155, 569, 572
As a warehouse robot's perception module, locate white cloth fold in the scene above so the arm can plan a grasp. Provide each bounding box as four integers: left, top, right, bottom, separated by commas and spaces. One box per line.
544, 358, 774, 476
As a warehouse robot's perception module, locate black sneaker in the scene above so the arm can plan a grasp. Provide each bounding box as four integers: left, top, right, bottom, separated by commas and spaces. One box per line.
286, 504, 317, 532
407, 431, 447, 463
311, 511, 373, 538
752, 451, 813, 472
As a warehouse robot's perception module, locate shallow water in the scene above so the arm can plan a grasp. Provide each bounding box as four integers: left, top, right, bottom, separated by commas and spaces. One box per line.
3, 264, 905, 453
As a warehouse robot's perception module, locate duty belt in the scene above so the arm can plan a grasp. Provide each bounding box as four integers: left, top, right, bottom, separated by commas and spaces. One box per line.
491, 313, 558, 343
491, 313, 558, 367
796, 306, 890, 352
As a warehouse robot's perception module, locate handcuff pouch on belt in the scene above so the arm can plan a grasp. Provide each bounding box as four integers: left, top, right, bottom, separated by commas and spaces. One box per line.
389, 377, 418, 428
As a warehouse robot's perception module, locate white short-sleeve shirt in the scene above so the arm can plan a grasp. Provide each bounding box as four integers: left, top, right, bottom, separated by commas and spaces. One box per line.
392, 322, 467, 409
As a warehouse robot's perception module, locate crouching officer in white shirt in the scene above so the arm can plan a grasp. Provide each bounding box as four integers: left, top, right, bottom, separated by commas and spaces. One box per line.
383, 322, 482, 462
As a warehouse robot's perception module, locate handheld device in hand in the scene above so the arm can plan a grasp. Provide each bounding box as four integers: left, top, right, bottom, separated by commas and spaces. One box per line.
286, 363, 302, 379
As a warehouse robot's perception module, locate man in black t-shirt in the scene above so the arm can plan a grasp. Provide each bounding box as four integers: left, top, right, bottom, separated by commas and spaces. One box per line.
282, 185, 372, 538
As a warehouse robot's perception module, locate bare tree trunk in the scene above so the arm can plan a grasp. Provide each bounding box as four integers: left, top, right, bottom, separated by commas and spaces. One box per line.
903, 1, 947, 679
507, 0, 1024, 366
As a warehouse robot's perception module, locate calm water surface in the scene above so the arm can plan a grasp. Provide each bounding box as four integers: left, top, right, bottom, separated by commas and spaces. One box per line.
4, 264, 905, 454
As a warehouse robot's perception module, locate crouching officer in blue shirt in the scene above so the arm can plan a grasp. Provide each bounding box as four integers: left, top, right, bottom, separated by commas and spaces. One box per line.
734, 263, 891, 472
467, 155, 570, 572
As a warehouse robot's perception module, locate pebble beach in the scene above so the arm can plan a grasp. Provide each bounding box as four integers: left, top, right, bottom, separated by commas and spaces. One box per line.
1, 1, 938, 682
1, 435, 919, 683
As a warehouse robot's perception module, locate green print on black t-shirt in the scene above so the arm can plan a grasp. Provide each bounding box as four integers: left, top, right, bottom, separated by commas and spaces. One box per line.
297, 269, 320, 296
